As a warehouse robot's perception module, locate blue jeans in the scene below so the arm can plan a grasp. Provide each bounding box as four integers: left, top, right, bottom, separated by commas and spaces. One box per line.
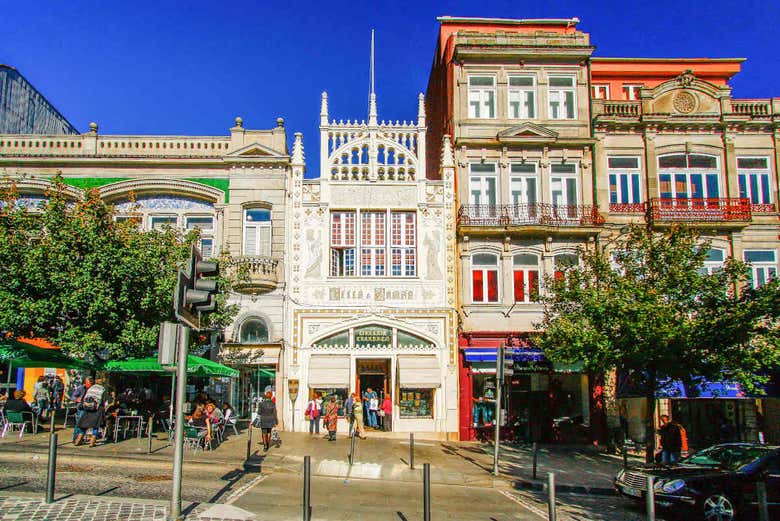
72, 409, 85, 440
368, 410, 378, 428
661, 450, 680, 464
309, 418, 319, 434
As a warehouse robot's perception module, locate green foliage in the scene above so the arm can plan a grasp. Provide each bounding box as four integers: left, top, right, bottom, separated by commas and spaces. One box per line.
0, 174, 238, 361
536, 224, 780, 394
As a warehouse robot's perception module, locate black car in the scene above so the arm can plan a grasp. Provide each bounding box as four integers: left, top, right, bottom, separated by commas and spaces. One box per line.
614, 443, 780, 520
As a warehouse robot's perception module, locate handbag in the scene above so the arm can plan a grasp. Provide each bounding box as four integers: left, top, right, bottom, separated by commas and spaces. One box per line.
378, 409, 385, 417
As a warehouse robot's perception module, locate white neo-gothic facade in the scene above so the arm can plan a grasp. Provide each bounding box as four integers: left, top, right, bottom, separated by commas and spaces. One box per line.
284, 91, 459, 437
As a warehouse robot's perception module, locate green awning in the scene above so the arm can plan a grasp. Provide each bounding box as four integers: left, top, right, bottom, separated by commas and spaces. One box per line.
0, 340, 90, 370
103, 354, 238, 378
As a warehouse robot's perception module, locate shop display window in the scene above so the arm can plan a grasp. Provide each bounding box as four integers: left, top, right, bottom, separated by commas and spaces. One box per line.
399, 388, 433, 418
311, 388, 347, 416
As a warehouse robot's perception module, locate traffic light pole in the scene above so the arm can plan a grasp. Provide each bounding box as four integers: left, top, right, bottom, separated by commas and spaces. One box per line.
493, 345, 503, 476
168, 324, 189, 521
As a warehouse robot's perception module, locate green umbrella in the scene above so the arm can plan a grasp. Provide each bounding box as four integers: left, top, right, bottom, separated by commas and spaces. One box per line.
103, 354, 238, 378
0, 340, 90, 370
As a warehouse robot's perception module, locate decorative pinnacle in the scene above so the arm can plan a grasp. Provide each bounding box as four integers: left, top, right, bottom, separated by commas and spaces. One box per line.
234, 117, 243, 128
368, 92, 378, 126
417, 93, 426, 126
292, 132, 305, 166
88, 122, 98, 133
441, 135, 454, 168
276, 117, 285, 128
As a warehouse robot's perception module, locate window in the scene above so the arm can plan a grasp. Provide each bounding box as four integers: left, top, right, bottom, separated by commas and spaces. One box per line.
623, 84, 642, 101
508, 76, 536, 118
330, 210, 415, 277
737, 157, 772, 207
513, 254, 540, 303
608, 157, 642, 209
469, 164, 497, 206
658, 154, 720, 201
399, 388, 433, 418
510, 164, 538, 222
468, 76, 495, 118
592, 84, 610, 100
472, 253, 499, 303
151, 215, 177, 231
361, 212, 386, 276
548, 76, 576, 119
391, 211, 416, 276
187, 216, 215, 258
243, 209, 271, 256
699, 248, 725, 275
240, 318, 268, 344
744, 250, 777, 288
551, 163, 579, 218
330, 211, 356, 276
554, 253, 579, 282
114, 215, 142, 228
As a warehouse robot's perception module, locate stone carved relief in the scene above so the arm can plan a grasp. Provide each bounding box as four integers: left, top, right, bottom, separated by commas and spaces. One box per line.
673, 91, 697, 114
304, 228, 322, 278
424, 232, 443, 280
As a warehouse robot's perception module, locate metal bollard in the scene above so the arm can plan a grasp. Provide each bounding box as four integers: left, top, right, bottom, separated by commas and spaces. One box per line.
45, 433, 57, 503
423, 463, 431, 521
757, 481, 769, 521
349, 430, 356, 466
303, 455, 311, 521
49, 413, 55, 433
645, 475, 655, 521
148, 415, 154, 454
532, 442, 538, 480
246, 426, 253, 460
410, 432, 415, 470
547, 473, 556, 521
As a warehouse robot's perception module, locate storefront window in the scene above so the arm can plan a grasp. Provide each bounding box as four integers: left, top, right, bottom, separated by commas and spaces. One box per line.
312, 388, 347, 416
399, 388, 433, 418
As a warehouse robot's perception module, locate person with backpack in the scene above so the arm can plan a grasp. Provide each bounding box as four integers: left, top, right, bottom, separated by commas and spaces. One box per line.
70, 377, 89, 442
74, 377, 106, 447
305, 394, 321, 435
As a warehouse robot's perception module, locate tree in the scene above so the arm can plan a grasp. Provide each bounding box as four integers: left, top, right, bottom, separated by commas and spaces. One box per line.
535, 224, 779, 462
0, 174, 238, 362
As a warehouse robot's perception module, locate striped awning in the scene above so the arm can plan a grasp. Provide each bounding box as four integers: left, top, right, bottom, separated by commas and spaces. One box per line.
464, 348, 546, 363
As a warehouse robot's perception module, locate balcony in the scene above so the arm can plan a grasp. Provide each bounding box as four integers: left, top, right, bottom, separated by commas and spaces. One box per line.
648, 198, 752, 225
224, 255, 280, 294
458, 203, 604, 235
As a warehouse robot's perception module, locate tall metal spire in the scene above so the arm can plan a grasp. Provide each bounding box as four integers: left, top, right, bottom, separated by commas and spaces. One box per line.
368, 29, 377, 126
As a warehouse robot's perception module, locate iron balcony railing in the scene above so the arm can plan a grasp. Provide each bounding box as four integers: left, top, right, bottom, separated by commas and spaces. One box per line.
648, 198, 752, 223
458, 203, 605, 227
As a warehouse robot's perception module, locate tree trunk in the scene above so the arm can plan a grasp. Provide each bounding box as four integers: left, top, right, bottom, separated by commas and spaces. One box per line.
645, 371, 657, 464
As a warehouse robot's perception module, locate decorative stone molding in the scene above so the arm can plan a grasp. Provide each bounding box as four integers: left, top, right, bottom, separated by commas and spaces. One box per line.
98, 178, 224, 203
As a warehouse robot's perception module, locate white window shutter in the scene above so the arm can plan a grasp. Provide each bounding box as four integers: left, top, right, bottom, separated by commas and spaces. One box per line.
244, 225, 258, 255
258, 226, 271, 256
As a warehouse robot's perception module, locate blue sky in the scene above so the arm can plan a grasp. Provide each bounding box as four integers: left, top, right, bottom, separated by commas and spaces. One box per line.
3, 1, 778, 176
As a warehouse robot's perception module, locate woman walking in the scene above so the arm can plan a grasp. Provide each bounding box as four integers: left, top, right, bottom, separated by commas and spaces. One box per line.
257, 391, 278, 452
352, 394, 366, 439
323, 395, 339, 441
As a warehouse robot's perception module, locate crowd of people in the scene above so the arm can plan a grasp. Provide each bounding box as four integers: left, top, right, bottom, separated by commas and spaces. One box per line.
305, 388, 392, 442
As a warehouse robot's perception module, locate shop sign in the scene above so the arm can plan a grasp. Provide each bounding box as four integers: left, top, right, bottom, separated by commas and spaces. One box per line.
354, 326, 392, 348
288, 379, 299, 403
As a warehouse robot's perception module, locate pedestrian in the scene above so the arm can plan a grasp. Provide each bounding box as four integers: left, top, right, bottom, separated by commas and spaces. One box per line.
658, 414, 683, 465
257, 390, 278, 451
364, 387, 378, 428
381, 394, 392, 432
74, 377, 106, 447
33, 377, 51, 421
51, 376, 64, 411
352, 393, 366, 439
344, 393, 355, 436
305, 394, 320, 435
70, 377, 90, 442
4, 390, 33, 414
324, 395, 339, 441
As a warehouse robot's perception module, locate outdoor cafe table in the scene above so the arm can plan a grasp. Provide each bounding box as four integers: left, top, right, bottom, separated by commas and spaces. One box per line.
113, 415, 144, 443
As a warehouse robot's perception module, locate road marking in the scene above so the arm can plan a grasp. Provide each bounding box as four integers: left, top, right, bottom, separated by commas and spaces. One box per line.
224, 473, 267, 504
497, 489, 548, 520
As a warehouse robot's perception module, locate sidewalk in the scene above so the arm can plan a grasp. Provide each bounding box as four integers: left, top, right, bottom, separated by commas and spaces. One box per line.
0, 425, 634, 494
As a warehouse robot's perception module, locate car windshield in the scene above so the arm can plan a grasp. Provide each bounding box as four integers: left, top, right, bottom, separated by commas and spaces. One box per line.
680, 445, 773, 471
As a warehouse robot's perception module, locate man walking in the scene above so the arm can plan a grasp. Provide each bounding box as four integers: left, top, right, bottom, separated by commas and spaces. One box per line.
658, 415, 683, 465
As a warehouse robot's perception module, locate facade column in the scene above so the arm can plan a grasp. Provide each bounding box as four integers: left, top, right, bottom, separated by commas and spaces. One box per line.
643, 128, 658, 202
593, 133, 609, 212
722, 130, 739, 198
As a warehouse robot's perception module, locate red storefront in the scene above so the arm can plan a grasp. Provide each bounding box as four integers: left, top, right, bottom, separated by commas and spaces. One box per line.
459, 332, 606, 444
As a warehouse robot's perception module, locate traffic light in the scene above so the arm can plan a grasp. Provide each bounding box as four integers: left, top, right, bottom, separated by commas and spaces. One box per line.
503, 348, 515, 378
174, 245, 219, 330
